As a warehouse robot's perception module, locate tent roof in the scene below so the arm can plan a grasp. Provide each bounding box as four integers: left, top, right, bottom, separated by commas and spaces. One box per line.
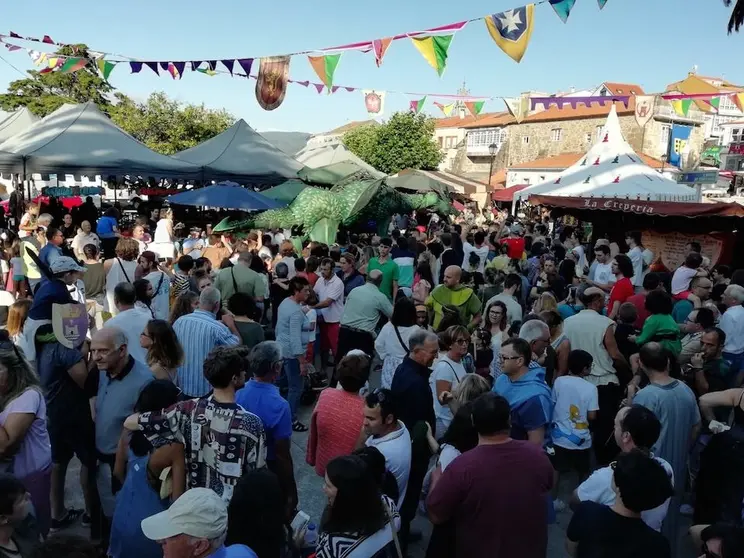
515, 106, 698, 203
0, 108, 40, 144
259, 131, 311, 156
173, 119, 302, 185
0, 102, 201, 178
295, 142, 384, 179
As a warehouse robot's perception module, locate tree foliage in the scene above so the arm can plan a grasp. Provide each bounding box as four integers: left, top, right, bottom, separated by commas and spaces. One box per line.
109, 92, 235, 155
343, 112, 443, 175
0, 45, 114, 117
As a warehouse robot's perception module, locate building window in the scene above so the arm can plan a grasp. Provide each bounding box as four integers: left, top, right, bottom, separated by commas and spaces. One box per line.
522, 136, 530, 145
720, 95, 738, 112
595, 125, 603, 141
438, 136, 443, 147
466, 128, 506, 151
585, 132, 592, 144
551, 128, 563, 142
660, 125, 671, 151
733, 129, 744, 143
445, 136, 455, 149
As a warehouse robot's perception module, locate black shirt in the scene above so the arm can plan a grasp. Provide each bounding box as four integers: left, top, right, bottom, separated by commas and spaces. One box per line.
390, 356, 435, 433
567, 501, 670, 558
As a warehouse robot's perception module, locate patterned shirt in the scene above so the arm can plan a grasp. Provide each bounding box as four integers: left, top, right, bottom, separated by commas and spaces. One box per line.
138, 396, 266, 502
173, 309, 240, 397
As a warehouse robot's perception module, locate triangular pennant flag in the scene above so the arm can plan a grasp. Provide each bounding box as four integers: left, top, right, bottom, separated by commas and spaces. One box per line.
410, 97, 426, 114
308, 54, 341, 89
130, 62, 143, 73
345, 86, 356, 92
96, 59, 116, 80
221, 60, 235, 75
159, 62, 169, 71
4, 43, 21, 52
732, 93, 744, 112
144, 62, 159, 75
237, 58, 253, 76
39, 59, 61, 74
167, 63, 180, 80
708, 96, 721, 110
465, 100, 485, 117
190, 61, 203, 71
313, 83, 325, 94
598, 0, 608, 8
173, 61, 186, 77
207, 60, 217, 71
411, 35, 453, 77
59, 57, 87, 74
331, 86, 340, 94
46, 57, 60, 69
196, 67, 217, 76
549, 0, 576, 23
434, 102, 455, 117
372, 37, 393, 67
671, 99, 691, 117
296, 80, 309, 87
484, 5, 535, 63
42, 35, 55, 44
28, 50, 45, 66
9, 32, 21, 39
363, 90, 385, 116
503, 95, 530, 123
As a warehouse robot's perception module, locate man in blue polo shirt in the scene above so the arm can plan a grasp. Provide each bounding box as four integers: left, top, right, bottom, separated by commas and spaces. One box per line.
235, 341, 297, 515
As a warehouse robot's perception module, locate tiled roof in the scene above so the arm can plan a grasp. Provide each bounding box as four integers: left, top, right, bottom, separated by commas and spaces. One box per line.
461, 112, 515, 129
490, 168, 507, 187
602, 82, 645, 95
434, 112, 507, 129
508, 151, 677, 170
323, 120, 378, 136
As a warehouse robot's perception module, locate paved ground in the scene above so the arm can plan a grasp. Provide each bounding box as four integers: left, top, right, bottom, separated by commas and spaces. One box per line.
57, 367, 698, 557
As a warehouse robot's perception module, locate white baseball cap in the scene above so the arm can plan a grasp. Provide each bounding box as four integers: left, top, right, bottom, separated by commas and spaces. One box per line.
141, 488, 228, 541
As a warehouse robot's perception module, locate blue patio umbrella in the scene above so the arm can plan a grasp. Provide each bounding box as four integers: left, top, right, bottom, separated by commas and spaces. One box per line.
166, 181, 286, 211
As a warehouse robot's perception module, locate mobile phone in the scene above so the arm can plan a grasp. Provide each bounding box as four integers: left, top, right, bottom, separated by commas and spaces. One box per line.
290, 510, 310, 534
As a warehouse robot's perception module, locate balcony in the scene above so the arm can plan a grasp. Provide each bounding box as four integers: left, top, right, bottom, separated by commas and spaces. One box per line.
653, 105, 706, 125
466, 128, 507, 157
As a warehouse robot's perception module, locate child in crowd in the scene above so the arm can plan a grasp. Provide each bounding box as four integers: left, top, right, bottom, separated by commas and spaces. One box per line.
671, 252, 706, 306
550, 349, 599, 512
9, 241, 25, 298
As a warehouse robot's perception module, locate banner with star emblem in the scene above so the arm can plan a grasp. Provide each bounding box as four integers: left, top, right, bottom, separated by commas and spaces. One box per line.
484, 4, 535, 63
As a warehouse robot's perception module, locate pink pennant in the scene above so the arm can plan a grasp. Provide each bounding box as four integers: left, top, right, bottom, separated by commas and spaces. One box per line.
331, 86, 340, 94
372, 38, 393, 67
602, 134, 608, 143
613, 176, 620, 183
295, 80, 309, 87
42, 35, 55, 44
313, 83, 324, 94
345, 86, 356, 92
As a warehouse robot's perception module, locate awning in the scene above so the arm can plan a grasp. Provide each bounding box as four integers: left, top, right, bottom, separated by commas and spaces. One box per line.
528, 194, 744, 218
491, 184, 529, 202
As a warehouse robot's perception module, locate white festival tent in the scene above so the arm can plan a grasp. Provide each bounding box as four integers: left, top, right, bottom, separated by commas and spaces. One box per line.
0, 102, 201, 178
173, 119, 302, 185
513, 105, 699, 204
295, 141, 385, 179
0, 108, 40, 145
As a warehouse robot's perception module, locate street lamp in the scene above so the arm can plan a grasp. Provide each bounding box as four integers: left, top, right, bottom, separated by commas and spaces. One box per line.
488, 143, 498, 185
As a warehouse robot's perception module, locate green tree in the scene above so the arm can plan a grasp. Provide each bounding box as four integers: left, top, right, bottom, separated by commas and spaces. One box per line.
725, 0, 743, 32
343, 112, 443, 175
0, 45, 114, 117
109, 91, 235, 155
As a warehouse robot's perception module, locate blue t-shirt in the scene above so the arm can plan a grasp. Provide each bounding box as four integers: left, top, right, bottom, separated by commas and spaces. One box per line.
235, 379, 292, 461
97, 216, 117, 238
210, 545, 258, 558
38, 243, 62, 268
29, 278, 73, 320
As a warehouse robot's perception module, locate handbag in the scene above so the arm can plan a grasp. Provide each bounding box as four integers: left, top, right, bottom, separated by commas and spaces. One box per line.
393, 326, 409, 356
383, 498, 403, 558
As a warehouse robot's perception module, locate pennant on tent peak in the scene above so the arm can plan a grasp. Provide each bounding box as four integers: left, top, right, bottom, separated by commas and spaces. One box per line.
633, 95, 655, 128
503, 95, 530, 123
411, 35, 453, 77
410, 97, 426, 114
465, 100, 485, 117
598, 0, 608, 8
484, 4, 535, 63
308, 54, 341, 89
373, 38, 393, 67
549, 0, 576, 23
671, 99, 691, 117
255, 55, 290, 111
434, 102, 455, 117
59, 57, 87, 74
363, 90, 386, 117
96, 59, 116, 81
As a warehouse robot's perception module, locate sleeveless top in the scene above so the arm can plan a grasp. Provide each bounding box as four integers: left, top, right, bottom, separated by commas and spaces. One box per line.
563, 309, 618, 385
734, 390, 744, 427
104, 258, 138, 315
109, 452, 168, 558
551, 332, 568, 351
153, 219, 173, 244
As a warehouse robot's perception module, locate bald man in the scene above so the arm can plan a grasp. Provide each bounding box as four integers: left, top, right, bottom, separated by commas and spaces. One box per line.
425, 265, 482, 330
338, 269, 394, 359
90, 327, 154, 522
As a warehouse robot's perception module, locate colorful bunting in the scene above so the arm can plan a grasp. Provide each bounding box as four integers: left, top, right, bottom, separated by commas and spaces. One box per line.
411, 35, 453, 77
130, 62, 143, 74
373, 38, 393, 67
549, 0, 576, 23
143, 62, 159, 75
255, 56, 290, 111
671, 99, 692, 117
308, 54, 341, 89
732, 93, 744, 112
410, 97, 426, 114
434, 102, 455, 117
59, 57, 87, 73
530, 95, 629, 110
196, 67, 217, 76
167, 63, 180, 80
237, 58, 253, 76
313, 83, 325, 94
707, 97, 721, 110
484, 5, 535, 63
96, 59, 116, 80
503, 95, 530, 123
221, 59, 234, 75
465, 100, 485, 117
364, 90, 385, 116
598, 0, 608, 8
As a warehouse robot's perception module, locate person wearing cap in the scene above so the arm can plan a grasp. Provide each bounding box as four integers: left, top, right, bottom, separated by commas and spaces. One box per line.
141, 487, 258, 557
27, 256, 87, 324
367, 238, 400, 302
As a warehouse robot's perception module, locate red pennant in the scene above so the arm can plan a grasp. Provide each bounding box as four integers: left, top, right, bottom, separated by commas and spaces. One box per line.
602, 133, 609, 142
372, 38, 393, 67
42, 35, 55, 44
613, 176, 620, 183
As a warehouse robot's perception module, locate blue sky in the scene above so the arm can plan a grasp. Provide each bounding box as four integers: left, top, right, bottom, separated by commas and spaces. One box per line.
0, 0, 741, 134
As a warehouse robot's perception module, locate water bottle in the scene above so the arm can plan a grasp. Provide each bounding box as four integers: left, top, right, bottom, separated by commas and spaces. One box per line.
301, 523, 318, 557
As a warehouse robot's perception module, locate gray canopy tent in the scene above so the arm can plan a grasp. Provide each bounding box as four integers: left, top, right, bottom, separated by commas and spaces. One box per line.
0, 108, 40, 145
173, 119, 303, 186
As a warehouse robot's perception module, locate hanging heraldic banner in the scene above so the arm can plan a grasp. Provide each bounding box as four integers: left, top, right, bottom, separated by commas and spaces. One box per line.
256, 56, 291, 111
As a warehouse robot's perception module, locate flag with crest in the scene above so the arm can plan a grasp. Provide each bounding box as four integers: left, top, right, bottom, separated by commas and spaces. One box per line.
484, 5, 535, 63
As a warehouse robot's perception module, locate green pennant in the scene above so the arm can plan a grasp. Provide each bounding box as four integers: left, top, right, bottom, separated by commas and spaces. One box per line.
59, 57, 87, 74
465, 100, 485, 117
96, 59, 116, 81
709, 96, 721, 109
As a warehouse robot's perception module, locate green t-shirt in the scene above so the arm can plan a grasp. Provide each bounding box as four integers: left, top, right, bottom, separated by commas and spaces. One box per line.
367, 257, 400, 301
426, 284, 483, 329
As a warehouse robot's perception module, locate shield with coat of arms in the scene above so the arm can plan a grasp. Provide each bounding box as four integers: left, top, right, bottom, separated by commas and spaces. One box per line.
634, 95, 655, 128
52, 303, 88, 349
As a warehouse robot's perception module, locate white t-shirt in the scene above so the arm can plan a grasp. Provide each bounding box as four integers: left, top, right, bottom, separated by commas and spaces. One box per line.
365, 421, 412, 508
18, 213, 32, 238
551, 375, 599, 450
438, 443, 461, 472
671, 266, 697, 295
182, 238, 205, 259
103, 307, 152, 364
594, 262, 615, 287
461, 243, 489, 275
627, 246, 644, 287
577, 455, 674, 531
430, 355, 467, 429
720, 305, 744, 354
301, 308, 317, 346
144, 271, 170, 321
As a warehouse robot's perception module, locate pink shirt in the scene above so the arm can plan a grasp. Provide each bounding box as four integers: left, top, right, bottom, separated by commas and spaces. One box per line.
306, 389, 364, 476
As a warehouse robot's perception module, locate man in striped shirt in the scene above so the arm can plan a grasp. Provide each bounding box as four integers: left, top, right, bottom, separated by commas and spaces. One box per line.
173, 286, 240, 397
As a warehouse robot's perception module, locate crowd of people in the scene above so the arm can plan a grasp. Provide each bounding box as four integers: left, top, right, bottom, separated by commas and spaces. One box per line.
0, 197, 740, 557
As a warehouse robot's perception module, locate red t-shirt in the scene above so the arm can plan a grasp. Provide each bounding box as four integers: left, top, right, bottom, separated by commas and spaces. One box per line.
608, 277, 634, 316
626, 292, 649, 329
500, 237, 525, 259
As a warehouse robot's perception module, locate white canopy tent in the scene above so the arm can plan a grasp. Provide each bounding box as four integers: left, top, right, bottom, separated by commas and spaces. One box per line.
0, 102, 201, 178
295, 141, 385, 179
514, 105, 698, 204
173, 119, 302, 185
0, 108, 40, 145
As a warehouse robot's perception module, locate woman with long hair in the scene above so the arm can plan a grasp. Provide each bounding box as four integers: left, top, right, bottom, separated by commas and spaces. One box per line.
413, 259, 434, 305
133, 278, 155, 318
168, 291, 198, 326
6, 300, 32, 357
103, 238, 139, 318
110, 380, 184, 558
431, 325, 472, 437
483, 301, 508, 379
140, 319, 184, 382
375, 298, 422, 389
532, 292, 558, 315
150, 207, 175, 262
226, 469, 300, 558
228, 293, 265, 349
317, 455, 399, 558
0, 347, 52, 535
